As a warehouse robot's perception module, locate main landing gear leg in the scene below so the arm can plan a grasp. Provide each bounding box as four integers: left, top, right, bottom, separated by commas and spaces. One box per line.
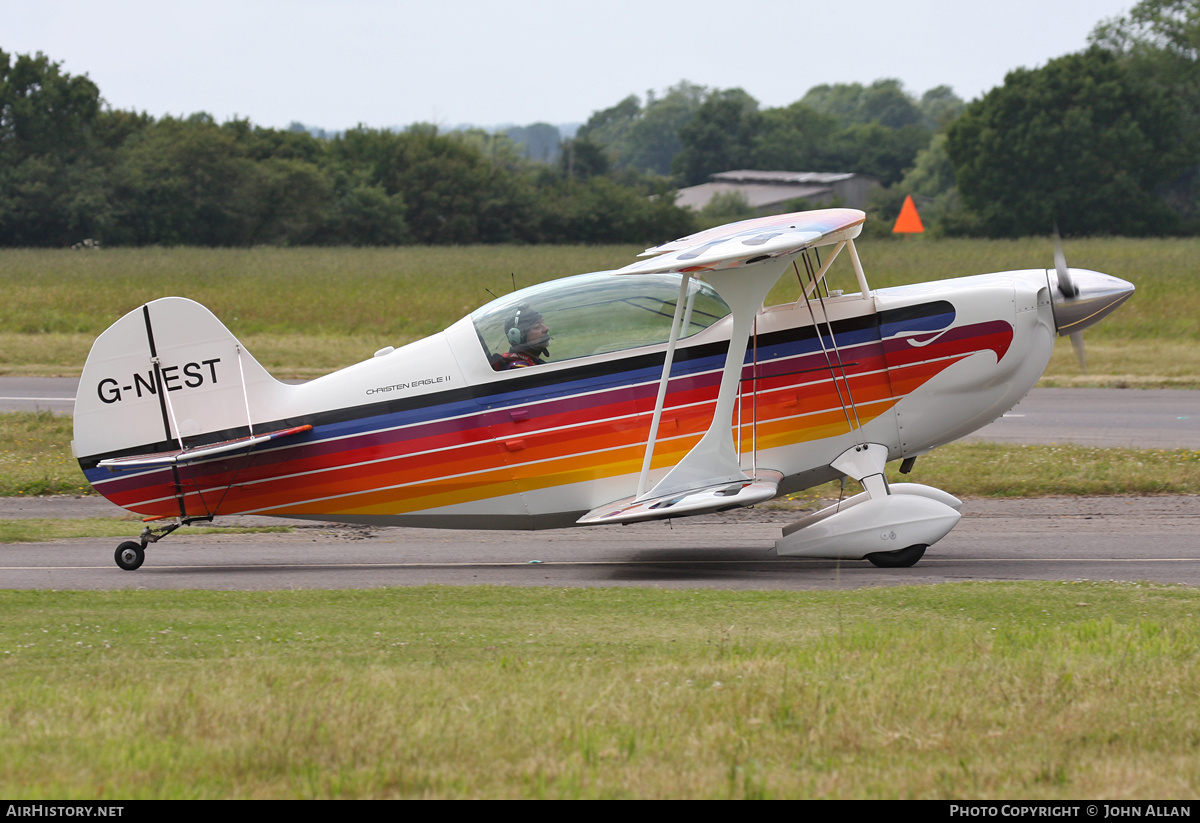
112, 516, 214, 571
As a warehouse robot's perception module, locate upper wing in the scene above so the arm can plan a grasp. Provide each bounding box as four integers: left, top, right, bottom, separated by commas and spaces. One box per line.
619, 208, 865, 276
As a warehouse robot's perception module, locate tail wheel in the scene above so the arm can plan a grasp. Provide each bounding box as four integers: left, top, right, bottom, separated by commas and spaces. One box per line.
114, 541, 145, 571
866, 543, 927, 568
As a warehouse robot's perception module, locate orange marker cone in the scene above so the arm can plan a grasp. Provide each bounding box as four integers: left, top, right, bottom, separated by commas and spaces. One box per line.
893, 195, 924, 234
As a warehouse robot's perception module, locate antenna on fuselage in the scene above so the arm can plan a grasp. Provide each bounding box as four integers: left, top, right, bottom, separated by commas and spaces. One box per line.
485, 272, 520, 302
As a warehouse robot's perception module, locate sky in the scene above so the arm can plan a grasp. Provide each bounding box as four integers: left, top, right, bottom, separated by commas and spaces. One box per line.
4, 0, 1139, 132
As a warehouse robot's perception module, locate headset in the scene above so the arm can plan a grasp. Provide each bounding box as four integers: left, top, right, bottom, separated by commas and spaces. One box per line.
506, 307, 527, 346
504, 303, 549, 357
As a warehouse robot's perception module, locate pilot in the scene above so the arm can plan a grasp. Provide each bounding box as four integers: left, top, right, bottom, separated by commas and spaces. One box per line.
493, 303, 551, 370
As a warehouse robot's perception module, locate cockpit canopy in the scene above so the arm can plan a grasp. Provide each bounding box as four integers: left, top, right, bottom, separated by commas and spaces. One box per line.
471, 272, 731, 366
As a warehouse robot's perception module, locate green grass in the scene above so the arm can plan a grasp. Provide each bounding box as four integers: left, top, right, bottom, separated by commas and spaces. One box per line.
0, 519, 292, 543
892, 442, 1200, 497
0, 246, 638, 376
1, 238, 1196, 380
0, 410, 86, 496
1040, 340, 1200, 388
2, 583, 1199, 799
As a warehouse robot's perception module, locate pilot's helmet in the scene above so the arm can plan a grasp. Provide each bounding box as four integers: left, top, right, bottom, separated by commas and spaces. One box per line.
504, 303, 549, 358
505, 303, 544, 347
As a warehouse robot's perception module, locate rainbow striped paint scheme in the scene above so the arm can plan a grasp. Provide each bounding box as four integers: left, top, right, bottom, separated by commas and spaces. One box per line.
79, 294, 1012, 529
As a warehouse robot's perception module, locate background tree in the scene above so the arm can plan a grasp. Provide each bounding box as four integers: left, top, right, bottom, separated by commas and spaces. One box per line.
575, 95, 641, 167
751, 102, 840, 171
322, 173, 410, 246
828, 122, 930, 186
537, 176, 693, 243
801, 79, 925, 129
558, 136, 610, 181
918, 86, 965, 130
1091, 0, 1200, 60
673, 88, 761, 185
329, 125, 540, 245
622, 81, 706, 175
0, 49, 101, 160
1092, 0, 1200, 226
505, 122, 562, 164
576, 82, 706, 175
946, 47, 1187, 236
795, 80, 934, 186
0, 50, 107, 245
695, 190, 757, 230
106, 115, 262, 245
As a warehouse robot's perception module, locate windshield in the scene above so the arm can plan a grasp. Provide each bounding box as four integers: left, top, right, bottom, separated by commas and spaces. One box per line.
471, 271, 730, 367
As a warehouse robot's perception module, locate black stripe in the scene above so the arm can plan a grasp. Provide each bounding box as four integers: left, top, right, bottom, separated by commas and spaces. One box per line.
81, 299, 957, 470
142, 304, 173, 443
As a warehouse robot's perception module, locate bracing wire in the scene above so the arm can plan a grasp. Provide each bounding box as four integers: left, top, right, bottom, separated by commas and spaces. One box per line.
795, 254, 864, 445
805, 251, 865, 436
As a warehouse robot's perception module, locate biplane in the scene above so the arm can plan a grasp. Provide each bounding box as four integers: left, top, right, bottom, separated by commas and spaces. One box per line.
72, 209, 1134, 571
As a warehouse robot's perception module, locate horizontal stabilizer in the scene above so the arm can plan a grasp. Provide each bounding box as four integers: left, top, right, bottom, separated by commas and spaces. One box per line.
578, 470, 782, 525
97, 425, 312, 470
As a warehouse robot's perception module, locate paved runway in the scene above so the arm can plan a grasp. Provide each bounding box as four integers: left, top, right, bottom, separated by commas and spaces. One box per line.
0, 377, 78, 414
3, 379, 1197, 591
963, 388, 1200, 449
3, 495, 1198, 591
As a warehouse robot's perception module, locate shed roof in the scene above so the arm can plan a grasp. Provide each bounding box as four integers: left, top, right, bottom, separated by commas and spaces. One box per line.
674, 170, 879, 211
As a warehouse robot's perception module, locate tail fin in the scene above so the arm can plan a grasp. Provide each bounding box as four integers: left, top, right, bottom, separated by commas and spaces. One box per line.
74, 297, 290, 461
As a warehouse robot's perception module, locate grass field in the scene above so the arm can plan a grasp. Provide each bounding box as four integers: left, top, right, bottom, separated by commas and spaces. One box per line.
2, 583, 1198, 799
2, 240, 1197, 799
1, 237, 1196, 383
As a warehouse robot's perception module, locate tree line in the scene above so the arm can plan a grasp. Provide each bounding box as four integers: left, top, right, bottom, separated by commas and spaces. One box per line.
572, 79, 959, 187
944, 0, 1200, 237
3, 0, 1199, 246
563, 0, 1200, 239
0, 52, 691, 248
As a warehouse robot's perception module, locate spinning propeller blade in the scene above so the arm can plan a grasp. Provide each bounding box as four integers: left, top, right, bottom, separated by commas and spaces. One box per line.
1068, 331, 1087, 373
1046, 230, 1133, 375
1053, 229, 1077, 299
1054, 229, 1086, 372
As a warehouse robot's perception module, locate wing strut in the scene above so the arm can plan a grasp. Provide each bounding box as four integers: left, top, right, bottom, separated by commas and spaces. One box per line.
802, 241, 844, 298
636, 273, 692, 499
579, 260, 790, 525
639, 261, 785, 500
847, 237, 871, 298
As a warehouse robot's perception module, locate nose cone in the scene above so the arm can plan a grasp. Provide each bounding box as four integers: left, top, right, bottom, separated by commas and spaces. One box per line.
1047, 268, 1135, 336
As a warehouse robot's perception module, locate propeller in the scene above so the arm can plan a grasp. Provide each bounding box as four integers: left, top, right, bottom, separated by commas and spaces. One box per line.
1045, 230, 1135, 375
1053, 229, 1087, 373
